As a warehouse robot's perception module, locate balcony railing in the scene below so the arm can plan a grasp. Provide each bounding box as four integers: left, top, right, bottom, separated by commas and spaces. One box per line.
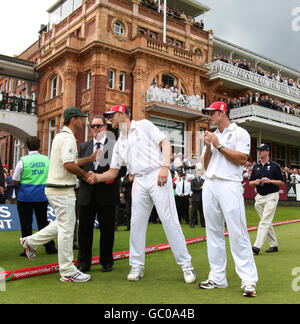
0, 92, 37, 115
230, 104, 300, 129
146, 86, 204, 111
207, 61, 300, 103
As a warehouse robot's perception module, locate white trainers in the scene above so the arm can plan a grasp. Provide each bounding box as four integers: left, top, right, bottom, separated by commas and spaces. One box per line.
60, 271, 91, 283
198, 279, 228, 289
182, 265, 196, 284
20, 237, 36, 261
127, 266, 144, 282
243, 285, 257, 297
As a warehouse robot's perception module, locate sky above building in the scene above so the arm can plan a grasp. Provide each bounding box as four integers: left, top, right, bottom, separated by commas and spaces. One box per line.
0, 0, 299, 71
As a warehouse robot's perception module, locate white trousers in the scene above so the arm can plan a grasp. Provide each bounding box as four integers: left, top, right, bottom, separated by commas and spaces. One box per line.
27, 193, 78, 277
130, 169, 192, 269
203, 179, 258, 288
254, 192, 279, 249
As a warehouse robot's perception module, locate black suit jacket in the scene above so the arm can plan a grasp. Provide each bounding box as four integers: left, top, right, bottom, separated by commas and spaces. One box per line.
191, 177, 205, 202
0, 158, 4, 189
78, 138, 126, 206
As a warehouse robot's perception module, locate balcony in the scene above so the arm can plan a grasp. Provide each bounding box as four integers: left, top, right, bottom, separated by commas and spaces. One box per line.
145, 86, 205, 118
230, 104, 300, 140
207, 61, 300, 104
0, 92, 37, 115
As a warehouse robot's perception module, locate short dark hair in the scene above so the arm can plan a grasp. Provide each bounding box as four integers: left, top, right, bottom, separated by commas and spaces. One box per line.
26, 136, 40, 151
91, 115, 107, 126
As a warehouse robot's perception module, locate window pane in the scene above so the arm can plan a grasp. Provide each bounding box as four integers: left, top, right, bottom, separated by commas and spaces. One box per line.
73, 0, 82, 10
61, 0, 73, 21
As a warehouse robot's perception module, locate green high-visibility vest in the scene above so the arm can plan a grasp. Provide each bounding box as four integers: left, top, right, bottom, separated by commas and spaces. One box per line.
18, 154, 49, 202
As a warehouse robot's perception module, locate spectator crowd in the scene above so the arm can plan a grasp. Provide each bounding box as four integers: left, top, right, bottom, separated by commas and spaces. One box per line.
140, 0, 205, 29
213, 54, 300, 90
218, 92, 300, 117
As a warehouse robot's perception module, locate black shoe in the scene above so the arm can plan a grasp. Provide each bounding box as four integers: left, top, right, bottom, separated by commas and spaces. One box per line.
20, 251, 26, 257
190, 224, 195, 228
101, 265, 113, 273
77, 264, 90, 273
46, 247, 58, 255
266, 246, 279, 253
252, 247, 260, 255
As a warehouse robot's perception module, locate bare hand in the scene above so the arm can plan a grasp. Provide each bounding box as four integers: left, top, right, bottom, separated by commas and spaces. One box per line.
85, 171, 97, 185
91, 149, 103, 163
261, 177, 271, 184
158, 167, 168, 186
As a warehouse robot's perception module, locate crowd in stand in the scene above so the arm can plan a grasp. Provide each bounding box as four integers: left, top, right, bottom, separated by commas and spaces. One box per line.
213, 54, 300, 90
218, 92, 300, 117
242, 161, 300, 184
140, 0, 204, 29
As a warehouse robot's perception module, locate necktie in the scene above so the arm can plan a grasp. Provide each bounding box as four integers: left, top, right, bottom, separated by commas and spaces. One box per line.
182, 180, 185, 195
96, 142, 102, 150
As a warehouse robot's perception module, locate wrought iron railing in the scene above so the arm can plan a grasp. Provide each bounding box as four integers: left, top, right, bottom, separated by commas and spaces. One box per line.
0, 92, 37, 115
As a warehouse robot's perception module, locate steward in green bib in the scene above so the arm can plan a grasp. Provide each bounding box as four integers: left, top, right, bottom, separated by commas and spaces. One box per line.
13, 136, 57, 257
17, 154, 49, 202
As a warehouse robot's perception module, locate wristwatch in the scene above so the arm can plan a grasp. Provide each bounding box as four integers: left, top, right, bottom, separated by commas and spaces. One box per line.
217, 145, 223, 152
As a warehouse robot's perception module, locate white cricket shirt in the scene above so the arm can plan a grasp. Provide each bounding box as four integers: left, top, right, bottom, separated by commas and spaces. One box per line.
110, 119, 167, 176
204, 123, 251, 182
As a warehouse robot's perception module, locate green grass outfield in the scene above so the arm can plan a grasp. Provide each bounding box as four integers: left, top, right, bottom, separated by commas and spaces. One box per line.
1, 206, 300, 304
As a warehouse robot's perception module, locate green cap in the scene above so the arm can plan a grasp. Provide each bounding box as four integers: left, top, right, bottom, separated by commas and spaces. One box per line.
63, 106, 87, 123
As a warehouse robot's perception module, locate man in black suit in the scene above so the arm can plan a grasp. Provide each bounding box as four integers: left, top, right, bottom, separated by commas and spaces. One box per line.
0, 158, 5, 204
190, 170, 205, 228
77, 116, 126, 273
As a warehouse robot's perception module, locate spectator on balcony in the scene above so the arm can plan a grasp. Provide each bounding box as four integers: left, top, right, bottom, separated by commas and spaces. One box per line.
282, 167, 291, 183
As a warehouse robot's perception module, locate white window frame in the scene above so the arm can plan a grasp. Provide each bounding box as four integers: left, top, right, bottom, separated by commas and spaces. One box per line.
119, 72, 126, 92
113, 22, 124, 36
87, 70, 91, 89
51, 76, 58, 98
109, 69, 115, 89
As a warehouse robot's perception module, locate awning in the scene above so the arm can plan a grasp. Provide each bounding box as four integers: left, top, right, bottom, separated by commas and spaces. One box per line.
0, 54, 38, 82
167, 0, 210, 18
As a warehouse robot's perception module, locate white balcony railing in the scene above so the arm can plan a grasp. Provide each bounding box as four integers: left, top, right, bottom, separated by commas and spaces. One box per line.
207, 61, 300, 103
230, 105, 300, 129
146, 86, 205, 111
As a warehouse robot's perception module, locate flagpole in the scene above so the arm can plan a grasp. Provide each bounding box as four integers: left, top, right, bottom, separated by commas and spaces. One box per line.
163, 0, 167, 43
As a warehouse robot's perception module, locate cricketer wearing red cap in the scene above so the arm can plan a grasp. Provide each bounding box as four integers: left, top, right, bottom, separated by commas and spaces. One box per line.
199, 101, 258, 297
88, 105, 196, 284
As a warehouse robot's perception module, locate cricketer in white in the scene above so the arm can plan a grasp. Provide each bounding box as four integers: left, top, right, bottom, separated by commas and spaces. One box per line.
88, 105, 196, 284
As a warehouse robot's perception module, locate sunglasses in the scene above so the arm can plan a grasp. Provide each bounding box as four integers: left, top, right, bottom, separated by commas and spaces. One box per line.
91, 124, 105, 129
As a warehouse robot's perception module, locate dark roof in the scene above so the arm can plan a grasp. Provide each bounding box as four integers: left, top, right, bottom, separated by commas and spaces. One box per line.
0, 54, 35, 67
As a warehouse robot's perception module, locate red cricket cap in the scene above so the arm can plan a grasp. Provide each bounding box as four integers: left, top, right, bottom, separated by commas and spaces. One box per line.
202, 101, 228, 114
103, 105, 130, 117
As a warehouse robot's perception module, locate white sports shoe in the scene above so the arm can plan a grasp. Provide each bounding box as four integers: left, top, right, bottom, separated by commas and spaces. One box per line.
127, 266, 144, 282
182, 265, 196, 284
243, 285, 257, 297
198, 279, 228, 289
20, 237, 36, 261
60, 271, 91, 283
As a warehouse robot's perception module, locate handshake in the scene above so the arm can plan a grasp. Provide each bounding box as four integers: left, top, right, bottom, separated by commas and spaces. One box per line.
84, 171, 98, 185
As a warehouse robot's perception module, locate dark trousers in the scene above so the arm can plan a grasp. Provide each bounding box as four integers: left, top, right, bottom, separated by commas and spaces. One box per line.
191, 201, 205, 227
125, 198, 132, 229
176, 196, 190, 224
17, 200, 55, 251
78, 197, 116, 269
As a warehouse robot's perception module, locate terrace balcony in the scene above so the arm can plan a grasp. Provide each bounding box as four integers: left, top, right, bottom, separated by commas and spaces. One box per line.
207, 60, 300, 104
230, 104, 300, 141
